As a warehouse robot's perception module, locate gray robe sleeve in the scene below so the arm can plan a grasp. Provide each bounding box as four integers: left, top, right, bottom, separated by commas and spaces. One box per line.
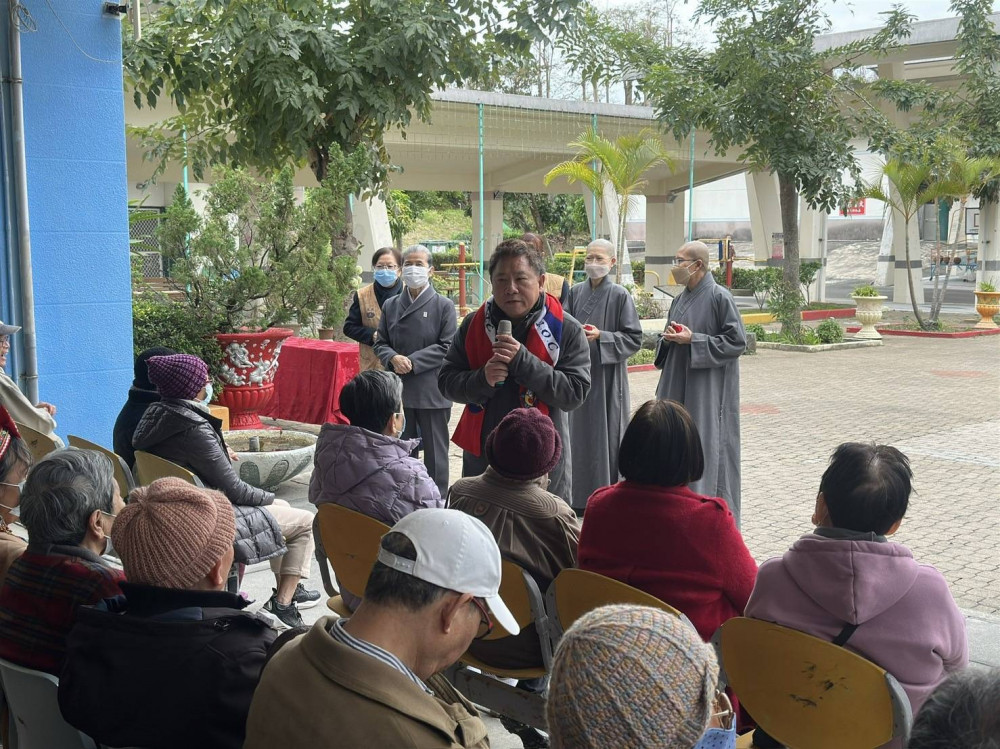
597, 290, 642, 364
407, 300, 457, 375
438, 316, 497, 405
372, 301, 399, 369
508, 319, 591, 411
690, 291, 746, 369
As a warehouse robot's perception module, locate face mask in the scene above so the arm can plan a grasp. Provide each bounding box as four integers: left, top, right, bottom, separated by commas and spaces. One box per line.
584, 263, 611, 280
200, 382, 214, 405
395, 411, 406, 438
0, 481, 23, 518
672, 260, 699, 285
692, 725, 736, 749
402, 266, 429, 289
100, 509, 117, 557
374, 268, 398, 287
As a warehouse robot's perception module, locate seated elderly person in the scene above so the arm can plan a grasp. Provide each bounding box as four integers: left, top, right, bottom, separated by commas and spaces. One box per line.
59, 478, 279, 749
908, 668, 1000, 749
0, 405, 31, 587
309, 369, 443, 609
0, 449, 125, 675
0, 319, 62, 446
546, 605, 734, 749
132, 353, 319, 628
244, 509, 518, 749
112, 346, 175, 468
450, 407, 580, 749
578, 399, 757, 642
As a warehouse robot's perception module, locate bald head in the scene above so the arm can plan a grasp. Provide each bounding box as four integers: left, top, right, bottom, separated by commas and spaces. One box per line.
677, 241, 710, 265
587, 238, 614, 254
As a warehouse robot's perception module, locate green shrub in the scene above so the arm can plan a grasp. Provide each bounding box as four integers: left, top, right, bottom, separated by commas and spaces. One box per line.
631, 258, 645, 287
852, 284, 880, 297
631, 289, 664, 320
628, 348, 656, 366
745, 323, 768, 340
815, 318, 845, 344
132, 296, 225, 390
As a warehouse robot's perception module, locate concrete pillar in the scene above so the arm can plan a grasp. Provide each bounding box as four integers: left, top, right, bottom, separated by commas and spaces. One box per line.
977, 200, 1000, 287
875, 212, 894, 287
644, 195, 686, 292
471, 191, 504, 265
352, 194, 392, 258
890, 193, 923, 305
799, 199, 829, 302
746, 172, 783, 266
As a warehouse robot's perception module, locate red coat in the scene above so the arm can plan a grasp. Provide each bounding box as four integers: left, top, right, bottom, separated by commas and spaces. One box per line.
578, 481, 757, 641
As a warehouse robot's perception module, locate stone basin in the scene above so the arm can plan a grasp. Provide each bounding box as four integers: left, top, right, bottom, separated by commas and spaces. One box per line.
227, 429, 317, 491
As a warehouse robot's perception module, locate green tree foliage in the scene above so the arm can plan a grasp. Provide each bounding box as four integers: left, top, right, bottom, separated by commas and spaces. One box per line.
386, 191, 416, 253
644, 0, 913, 337
503, 193, 589, 251
126, 0, 580, 256
545, 128, 673, 282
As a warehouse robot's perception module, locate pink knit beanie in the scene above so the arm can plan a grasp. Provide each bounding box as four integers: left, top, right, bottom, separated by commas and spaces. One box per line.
146, 354, 209, 400
112, 477, 236, 589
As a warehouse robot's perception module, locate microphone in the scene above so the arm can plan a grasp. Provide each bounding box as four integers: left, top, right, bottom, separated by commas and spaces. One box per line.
495, 320, 512, 387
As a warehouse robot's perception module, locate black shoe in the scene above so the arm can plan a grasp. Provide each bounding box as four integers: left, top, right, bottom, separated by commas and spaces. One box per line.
263, 591, 305, 628
292, 583, 321, 609
499, 717, 549, 749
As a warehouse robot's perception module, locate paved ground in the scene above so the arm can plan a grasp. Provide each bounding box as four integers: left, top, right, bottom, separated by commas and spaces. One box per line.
243, 331, 999, 747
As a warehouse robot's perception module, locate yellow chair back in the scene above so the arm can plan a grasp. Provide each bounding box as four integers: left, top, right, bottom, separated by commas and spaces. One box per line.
133, 451, 204, 487
67, 436, 136, 498
14, 422, 59, 463
316, 504, 390, 603
716, 617, 912, 749
549, 568, 685, 636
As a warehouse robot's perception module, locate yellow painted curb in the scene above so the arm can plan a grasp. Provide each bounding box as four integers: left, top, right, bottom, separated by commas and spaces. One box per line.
740, 312, 774, 324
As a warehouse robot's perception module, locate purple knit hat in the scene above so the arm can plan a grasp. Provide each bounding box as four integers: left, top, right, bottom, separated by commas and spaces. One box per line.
485, 407, 562, 481
146, 354, 209, 400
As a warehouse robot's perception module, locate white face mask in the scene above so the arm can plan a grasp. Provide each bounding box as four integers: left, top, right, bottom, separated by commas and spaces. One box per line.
200, 382, 214, 405
402, 266, 429, 289
584, 263, 611, 280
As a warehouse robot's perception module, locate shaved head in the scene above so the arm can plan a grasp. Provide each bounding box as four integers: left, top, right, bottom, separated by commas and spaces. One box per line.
587, 238, 614, 254
677, 241, 710, 265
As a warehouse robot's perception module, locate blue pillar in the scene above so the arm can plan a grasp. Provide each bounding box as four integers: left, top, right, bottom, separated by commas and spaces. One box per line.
2, 0, 132, 444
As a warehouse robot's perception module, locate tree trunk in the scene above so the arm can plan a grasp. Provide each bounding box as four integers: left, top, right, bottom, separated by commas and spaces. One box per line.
624, 81, 633, 105
529, 195, 545, 236
903, 221, 926, 329
777, 172, 802, 338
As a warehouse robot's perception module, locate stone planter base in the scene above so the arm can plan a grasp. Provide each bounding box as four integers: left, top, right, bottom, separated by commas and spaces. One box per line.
228, 429, 317, 490
756, 340, 883, 353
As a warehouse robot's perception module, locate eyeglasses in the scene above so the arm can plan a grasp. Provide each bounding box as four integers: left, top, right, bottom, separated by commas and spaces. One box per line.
374, 264, 399, 270
0, 337, 9, 349
711, 690, 735, 730
470, 597, 493, 640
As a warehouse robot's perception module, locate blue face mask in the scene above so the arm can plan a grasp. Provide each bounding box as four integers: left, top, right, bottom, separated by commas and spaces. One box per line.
374, 269, 398, 288
395, 411, 406, 438
692, 725, 736, 749
200, 382, 214, 405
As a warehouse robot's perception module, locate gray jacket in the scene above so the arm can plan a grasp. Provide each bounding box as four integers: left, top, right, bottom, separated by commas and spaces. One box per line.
132, 400, 285, 565
437, 300, 592, 503
374, 285, 457, 410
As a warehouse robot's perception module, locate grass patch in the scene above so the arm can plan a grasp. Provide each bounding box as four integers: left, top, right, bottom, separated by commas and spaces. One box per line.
403, 209, 471, 247
628, 348, 656, 366
805, 302, 852, 310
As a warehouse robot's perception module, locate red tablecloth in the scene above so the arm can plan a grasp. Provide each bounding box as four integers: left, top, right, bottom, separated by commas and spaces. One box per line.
261, 338, 361, 425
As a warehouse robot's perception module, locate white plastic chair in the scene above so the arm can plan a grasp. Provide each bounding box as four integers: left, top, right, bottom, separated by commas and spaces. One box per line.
0, 657, 97, 749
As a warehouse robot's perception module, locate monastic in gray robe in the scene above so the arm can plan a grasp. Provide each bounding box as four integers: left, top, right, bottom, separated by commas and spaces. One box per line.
565, 279, 642, 510
438, 297, 592, 504
654, 273, 746, 523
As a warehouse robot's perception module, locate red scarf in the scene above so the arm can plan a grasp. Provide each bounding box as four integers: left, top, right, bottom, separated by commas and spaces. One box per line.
451, 293, 564, 456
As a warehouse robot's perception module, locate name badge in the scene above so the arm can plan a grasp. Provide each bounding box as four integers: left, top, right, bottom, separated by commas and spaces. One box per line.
423, 311, 428, 317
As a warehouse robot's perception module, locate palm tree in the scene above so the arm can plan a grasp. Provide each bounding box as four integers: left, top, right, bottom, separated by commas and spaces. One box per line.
861, 158, 953, 330
544, 128, 674, 284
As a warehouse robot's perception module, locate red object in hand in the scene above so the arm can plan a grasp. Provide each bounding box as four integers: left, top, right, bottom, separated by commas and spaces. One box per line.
671, 323, 683, 332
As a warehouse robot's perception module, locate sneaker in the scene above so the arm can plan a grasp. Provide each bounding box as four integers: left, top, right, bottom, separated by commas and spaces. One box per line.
292, 582, 321, 609
263, 591, 305, 629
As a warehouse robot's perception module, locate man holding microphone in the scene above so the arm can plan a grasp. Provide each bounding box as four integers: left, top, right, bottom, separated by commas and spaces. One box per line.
439, 239, 591, 504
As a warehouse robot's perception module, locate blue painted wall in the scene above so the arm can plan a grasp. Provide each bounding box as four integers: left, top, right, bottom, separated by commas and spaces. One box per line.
3, 0, 132, 444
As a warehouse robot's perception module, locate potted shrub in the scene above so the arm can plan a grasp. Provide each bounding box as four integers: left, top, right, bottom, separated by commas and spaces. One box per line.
158, 167, 356, 428
851, 284, 887, 339
974, 280, 1000, 329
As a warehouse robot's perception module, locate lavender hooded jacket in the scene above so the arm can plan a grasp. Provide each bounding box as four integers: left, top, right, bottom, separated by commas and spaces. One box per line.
746, 534, 968, 716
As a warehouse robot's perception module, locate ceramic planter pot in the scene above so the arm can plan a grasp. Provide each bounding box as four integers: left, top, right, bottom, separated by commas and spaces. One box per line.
214, 328, 294, 429
852, 295, 887, 339
973, 291, 1000, 329
318, 328, 337, 340
227, 429, 317, 490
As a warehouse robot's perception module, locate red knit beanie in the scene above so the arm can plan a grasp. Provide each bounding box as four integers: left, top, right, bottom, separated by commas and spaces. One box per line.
146, 354, 209, 400
112, 478, 235, 589
485, 407, 562, 481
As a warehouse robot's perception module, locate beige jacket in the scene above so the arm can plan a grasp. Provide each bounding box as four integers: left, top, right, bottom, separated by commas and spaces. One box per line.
244, 617, 490, 749
0, 371, 60, 444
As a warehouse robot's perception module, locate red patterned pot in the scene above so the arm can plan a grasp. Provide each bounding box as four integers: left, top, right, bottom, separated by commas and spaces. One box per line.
214, 328, 294, 430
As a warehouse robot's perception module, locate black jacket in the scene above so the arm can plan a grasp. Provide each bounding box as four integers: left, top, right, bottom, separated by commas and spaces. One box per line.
58, 583, 279, 749
132, 399, 285, 565
343, 279, 402, 345
112, 387, 160, 469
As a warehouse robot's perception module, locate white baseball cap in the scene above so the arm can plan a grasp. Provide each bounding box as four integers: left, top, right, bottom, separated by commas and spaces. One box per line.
377, 508, 520, 636
0, 321, 20, 337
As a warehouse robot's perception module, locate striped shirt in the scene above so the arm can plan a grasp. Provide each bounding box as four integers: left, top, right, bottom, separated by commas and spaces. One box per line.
329, 618, 432, 694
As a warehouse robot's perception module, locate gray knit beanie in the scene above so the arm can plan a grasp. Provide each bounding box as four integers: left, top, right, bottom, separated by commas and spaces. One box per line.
546, 604, 719, 749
